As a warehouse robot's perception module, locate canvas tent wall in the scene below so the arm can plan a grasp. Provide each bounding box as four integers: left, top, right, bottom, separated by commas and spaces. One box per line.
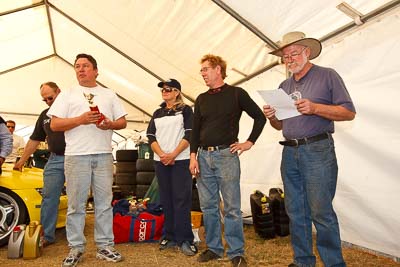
0, 0, 399, 260
239, 9, 400, 259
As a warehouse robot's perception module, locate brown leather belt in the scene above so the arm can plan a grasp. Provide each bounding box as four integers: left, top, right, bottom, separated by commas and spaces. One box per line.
279, 133, 330, 147
200, 144, 230, 151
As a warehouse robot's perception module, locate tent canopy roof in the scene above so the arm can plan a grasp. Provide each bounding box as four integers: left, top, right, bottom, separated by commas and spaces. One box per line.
0, 0, 398, 141
2, 0, 395, 111
2, 0, 400, 259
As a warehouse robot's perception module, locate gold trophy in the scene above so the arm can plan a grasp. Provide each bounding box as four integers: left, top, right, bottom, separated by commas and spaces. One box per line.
84, 93, 105, 124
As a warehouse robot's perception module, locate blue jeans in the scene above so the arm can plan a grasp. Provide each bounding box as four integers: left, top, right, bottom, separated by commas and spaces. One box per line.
155, 159, 194, 244
281, 137, 346, 267
41, 153, 65, 243
197, 148, 244, 259
64, 154, 114, 251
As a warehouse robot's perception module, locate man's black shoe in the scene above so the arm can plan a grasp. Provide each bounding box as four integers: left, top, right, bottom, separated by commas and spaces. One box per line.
231, 256, 247, 267
197, 249, 221, 262
159, 238, 176, 251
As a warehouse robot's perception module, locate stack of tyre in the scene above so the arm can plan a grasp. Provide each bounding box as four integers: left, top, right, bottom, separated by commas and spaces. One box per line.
114, 150, 138, 197
135, 158, 155, 199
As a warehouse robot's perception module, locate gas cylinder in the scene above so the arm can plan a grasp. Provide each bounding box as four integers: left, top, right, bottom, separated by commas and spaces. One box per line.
269, 188, 290, 236
7, 224, 26, 259
250, 190, 275, 239
23, 221, 43, 259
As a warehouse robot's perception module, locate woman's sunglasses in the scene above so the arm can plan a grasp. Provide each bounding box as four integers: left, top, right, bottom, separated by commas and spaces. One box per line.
160, 87, 177, 93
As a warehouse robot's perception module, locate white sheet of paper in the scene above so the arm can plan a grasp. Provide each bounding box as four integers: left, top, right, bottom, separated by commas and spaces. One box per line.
258, 89, 301, 120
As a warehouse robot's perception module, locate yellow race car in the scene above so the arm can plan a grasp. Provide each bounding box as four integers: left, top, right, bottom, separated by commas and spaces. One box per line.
0, 163, 67, 246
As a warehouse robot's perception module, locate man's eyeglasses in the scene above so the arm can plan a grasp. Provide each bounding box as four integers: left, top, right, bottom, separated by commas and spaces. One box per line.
42, 96, 54, 102
199, 67, 214, 74
160, 87, 177, 93
7, 125, 15, 129
282, 47, 307, 63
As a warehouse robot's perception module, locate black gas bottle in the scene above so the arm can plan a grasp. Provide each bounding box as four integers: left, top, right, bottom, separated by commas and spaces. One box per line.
269, 188, 290, 237
250, 190, 275, 239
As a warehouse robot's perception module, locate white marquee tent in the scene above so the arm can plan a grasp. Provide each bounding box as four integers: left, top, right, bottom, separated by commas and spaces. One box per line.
1, 0, 399, 260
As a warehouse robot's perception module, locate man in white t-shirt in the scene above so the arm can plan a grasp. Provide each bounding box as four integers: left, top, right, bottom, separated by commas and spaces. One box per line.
48, 53, 127, 267
5, 120, 25, 163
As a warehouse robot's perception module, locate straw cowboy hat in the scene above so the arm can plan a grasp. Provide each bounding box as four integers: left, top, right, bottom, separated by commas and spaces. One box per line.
270, 31, 322, 60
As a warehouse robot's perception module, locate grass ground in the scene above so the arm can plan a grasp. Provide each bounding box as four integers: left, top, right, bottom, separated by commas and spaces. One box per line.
0, 214, 398, 267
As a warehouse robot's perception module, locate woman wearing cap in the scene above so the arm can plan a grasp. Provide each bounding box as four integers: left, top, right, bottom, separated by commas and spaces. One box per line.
146, 78, 197, 256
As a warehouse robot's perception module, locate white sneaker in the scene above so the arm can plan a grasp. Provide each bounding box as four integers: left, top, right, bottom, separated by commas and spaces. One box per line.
96, 246, 123, 262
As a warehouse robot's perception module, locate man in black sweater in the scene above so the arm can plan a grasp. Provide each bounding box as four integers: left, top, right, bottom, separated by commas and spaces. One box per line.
190, 54, 266, 267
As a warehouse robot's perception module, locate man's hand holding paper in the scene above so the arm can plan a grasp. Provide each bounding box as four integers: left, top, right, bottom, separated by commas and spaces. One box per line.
258, 89, 301, 120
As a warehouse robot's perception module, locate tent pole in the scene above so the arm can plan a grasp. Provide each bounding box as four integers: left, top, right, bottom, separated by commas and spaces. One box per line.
47, 2, 196, 104
57, 56, 153, 118
212, 0, 278, 50
0, 1, 43, 16
232, 61, 280, 86
0, 55, 54, 76
47, 3, 163, 82
320, 0, 400, 42
233, 0, 400, 86
44, 0, 57, 55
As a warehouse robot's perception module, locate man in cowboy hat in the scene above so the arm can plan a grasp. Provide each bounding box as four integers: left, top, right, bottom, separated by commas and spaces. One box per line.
263, 32, 356, 267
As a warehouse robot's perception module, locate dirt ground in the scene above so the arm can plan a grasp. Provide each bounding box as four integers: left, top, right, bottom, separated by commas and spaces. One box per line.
0, 214, 398, 267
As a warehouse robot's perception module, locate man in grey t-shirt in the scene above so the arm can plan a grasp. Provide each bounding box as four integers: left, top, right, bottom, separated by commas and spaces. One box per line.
263, 32, 356, 267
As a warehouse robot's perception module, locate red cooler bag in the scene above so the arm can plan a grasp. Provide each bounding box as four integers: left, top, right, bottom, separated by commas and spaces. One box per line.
113, 212, 164, 243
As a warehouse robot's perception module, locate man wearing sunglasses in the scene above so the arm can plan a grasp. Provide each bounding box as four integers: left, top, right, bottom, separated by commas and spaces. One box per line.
15, 81, 65, 247
5, 120, 25, 163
